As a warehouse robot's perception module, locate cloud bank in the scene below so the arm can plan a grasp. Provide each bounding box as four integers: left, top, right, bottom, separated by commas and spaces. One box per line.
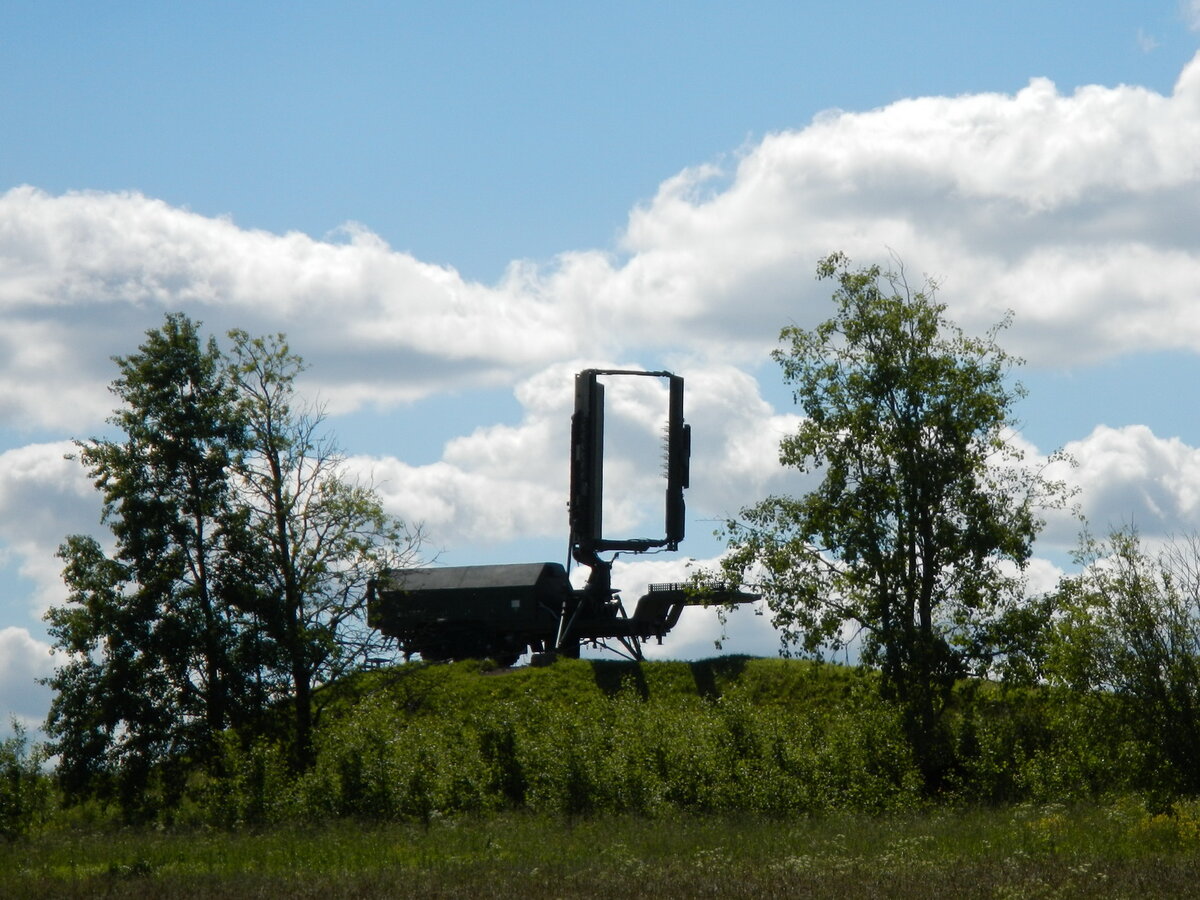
4, 53, 1200, 432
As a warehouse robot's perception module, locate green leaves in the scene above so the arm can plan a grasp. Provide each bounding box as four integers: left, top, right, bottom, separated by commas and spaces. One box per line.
45, 314, 422, 808
48, 315, 254, 810
718, 252, 1065, 790
225, 328, 422, 769
1046, 528, 1200, 796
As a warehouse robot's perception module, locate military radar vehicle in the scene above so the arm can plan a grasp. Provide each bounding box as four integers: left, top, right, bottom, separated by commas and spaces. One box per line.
367, 369, 755, 665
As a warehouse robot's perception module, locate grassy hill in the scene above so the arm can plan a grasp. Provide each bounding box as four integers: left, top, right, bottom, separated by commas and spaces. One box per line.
242, 653, 1164, 826
319, 655, 871, 719
187, 655, 913, 826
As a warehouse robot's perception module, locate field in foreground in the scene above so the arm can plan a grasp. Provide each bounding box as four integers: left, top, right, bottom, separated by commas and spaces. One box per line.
5, 803, 1200, 899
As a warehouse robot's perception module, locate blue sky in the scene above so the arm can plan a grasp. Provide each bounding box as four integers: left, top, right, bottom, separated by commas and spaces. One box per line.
3, 2, 1200, 730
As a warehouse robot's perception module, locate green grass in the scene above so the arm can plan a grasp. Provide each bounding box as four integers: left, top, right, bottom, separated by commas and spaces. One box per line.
5, 803, 1200, 898
317, 656, 869, 719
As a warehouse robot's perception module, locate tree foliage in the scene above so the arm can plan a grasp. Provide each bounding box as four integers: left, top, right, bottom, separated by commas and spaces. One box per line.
0, 721, 52, 840
226, 330, 420, 767
46, 315, 254, 807
716, 252, 1066, 788
1048, 527, 1200, 796
45, 314, 420, 807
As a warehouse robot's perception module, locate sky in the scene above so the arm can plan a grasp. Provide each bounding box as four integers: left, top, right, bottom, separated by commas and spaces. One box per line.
3, 1, 1200, 733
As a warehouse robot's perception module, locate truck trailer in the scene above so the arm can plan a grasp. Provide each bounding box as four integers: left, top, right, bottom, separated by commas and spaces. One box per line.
367, 369, 755, 664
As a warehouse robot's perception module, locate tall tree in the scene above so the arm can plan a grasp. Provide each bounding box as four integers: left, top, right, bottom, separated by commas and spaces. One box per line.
225, 330, 421, 769
716, 253, 1066, 789
45, 314, 254, 811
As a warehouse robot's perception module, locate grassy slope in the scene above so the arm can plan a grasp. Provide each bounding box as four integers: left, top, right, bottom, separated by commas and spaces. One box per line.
318, 654, 871, 721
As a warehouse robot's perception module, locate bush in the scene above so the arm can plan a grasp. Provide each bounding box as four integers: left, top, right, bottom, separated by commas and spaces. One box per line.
281, 669, 927, 822
0, 723, 53, 840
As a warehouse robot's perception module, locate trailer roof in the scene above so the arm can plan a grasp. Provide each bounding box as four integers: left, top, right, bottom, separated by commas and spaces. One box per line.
378, 562, 569, 592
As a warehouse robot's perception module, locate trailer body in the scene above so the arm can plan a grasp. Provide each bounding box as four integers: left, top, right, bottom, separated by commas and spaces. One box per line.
368, 563, 568, 664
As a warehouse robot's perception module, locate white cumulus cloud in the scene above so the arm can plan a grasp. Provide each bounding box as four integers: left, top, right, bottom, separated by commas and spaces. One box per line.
0, 442, 100, 617
1042, 425, 1200, 545
0, 187, 576, 430
0, 627, 54, 732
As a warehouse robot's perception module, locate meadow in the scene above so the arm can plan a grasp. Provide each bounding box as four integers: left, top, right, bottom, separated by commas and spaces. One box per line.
5, 804, 1200, 898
